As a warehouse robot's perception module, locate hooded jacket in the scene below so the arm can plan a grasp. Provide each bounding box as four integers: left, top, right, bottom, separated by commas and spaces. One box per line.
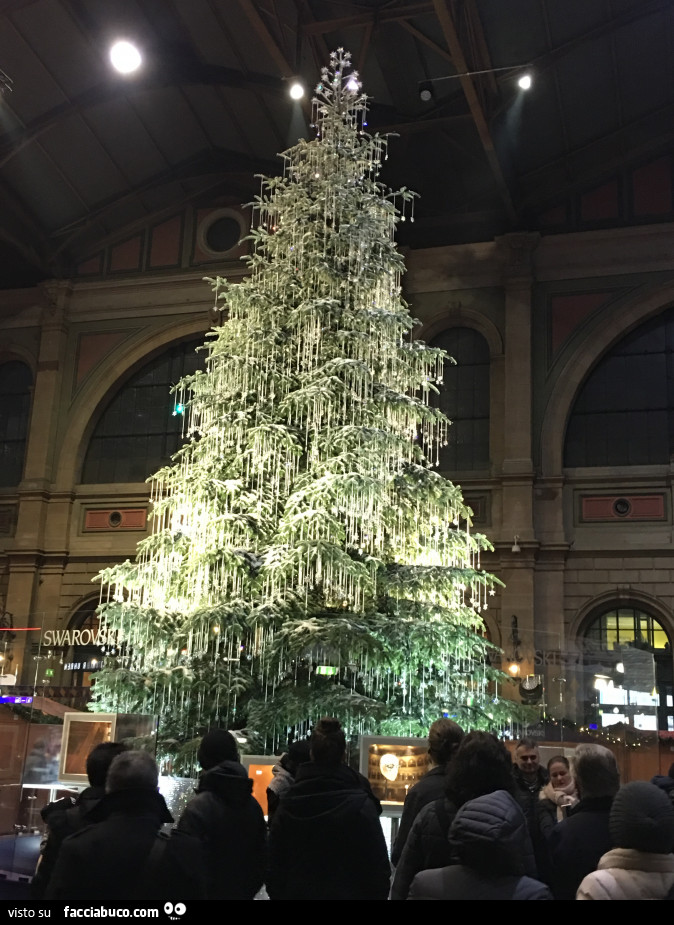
267, 761, 391, 901
408, 790, 552, 901
175, 759, 266, 900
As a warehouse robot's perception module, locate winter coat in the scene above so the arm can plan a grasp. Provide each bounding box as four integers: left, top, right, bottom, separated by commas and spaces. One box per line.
547, 795, 614, 900
266, 763, 294, 826
576, 847, 674, 900
175, 760, 266, 900
45, 788, 204, 902
267, 761, 391, 901
391, 764, 447, 866
32, 785, 106, 899
407, 790, 552, 900
390, 796, 458, 900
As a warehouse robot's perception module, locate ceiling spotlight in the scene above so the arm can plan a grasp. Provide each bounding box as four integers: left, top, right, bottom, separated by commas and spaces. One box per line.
517, 72, 533, 91
109, 40, 142, 75
289, 80, 305, 101
419, 80, 434, 103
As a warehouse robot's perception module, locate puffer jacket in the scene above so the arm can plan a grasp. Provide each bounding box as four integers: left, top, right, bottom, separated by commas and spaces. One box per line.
390, 796, 458, 900
408, 790, 552, 901
175, 760, 266, 900
576, 848, 674, 900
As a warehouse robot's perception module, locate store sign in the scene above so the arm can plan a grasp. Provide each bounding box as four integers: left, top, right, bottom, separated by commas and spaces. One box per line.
42, 628, 113, 647
64, 661, 99, 672
0, 695, 32, 704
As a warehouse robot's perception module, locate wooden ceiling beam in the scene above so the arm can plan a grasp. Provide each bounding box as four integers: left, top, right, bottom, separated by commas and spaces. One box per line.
432, 0, 517, 222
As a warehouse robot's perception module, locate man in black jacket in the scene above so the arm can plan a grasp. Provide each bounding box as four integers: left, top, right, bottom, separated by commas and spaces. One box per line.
174, 728, 266, 900
547, 743, 620, 900
391, 718, 463, 866
32, 741, 127, 898
46, 750, 203, 902
267, 717, 391, 901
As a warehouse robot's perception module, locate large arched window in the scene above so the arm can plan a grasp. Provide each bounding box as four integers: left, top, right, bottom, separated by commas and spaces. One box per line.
582, 604, 673, 733
0, 361, 33, 488
430, 327, 490, 472
565, 306, 674, 466
81, 339, 205, 483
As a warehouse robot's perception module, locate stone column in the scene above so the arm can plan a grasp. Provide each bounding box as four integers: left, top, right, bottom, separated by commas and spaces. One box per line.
5, 282, 70, 681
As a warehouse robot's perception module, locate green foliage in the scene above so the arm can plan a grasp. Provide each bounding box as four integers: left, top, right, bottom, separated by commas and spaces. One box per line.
93, 50, 513, 752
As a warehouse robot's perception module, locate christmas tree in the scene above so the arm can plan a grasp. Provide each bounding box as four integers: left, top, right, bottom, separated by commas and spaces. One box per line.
93, 50, 508, 752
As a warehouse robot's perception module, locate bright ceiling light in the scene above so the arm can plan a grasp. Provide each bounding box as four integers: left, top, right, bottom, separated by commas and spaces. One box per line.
289, 80, 305, 100
517, 72, 532, 91
110, 40, 142, 75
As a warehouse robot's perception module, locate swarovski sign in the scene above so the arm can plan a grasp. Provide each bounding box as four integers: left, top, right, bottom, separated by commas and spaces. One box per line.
42, 628, 112, 647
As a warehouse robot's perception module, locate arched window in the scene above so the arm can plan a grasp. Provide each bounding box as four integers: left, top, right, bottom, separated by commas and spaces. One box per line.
430, 327, 490, 472
565, 306, 674, 466
81, 339, 205, 483
582, 604, 673, 733
0, 361, 33, 488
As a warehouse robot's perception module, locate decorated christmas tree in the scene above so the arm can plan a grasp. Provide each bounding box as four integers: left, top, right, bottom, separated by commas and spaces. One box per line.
93, 50, 509, 752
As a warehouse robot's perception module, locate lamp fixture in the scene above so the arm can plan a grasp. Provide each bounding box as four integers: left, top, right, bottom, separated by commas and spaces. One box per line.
288, 79, 305, 101
109, 40, 142, 75
511, 535, 521, 553
418, 63, 534, 101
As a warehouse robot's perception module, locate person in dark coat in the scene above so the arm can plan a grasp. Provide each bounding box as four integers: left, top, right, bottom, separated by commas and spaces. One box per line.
32, 741, 128, 899
651, 761, 674, 808
408, 790, 552, 900
391, 731, 525, 900
267, 716, 391, 901
547, 743, 620, 900
512, 738, 548, 827
266, 737, 311, 826
174, 727, 266, 900
391, 718, 463, 866
46, 750, 203, 902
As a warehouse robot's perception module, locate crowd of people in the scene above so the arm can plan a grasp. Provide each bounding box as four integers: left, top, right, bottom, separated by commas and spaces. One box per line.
31, 718, 674, 901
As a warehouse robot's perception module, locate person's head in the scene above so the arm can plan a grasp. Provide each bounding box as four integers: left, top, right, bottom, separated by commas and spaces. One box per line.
281, 737, 312, 776
514, 738, 540, 781
572, 744, 620, 800
609, 781, 674, 853
428, 719, 464, 767
446, 731, 514, 806
106, 750, 159, 794
547, 754, 571, 790
310, 717, 346, 767
86, 742, 129, 788
197, 728, 238, 771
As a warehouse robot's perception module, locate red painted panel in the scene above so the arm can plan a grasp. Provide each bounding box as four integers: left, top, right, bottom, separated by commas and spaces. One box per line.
632, 157, 672, 216
580, 180, 619, 221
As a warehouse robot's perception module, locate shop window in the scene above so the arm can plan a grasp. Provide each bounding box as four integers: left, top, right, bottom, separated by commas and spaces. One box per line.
0, 361, 32, 488
565, 305, 674, 466
81, 339, 205, 483
430, 327, 490, 472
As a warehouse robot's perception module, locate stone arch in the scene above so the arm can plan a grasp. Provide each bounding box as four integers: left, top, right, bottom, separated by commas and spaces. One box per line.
569, 587, 674, 647
54, 319, 210, 491
418, 307, 504, 358
540, 281, 674, 476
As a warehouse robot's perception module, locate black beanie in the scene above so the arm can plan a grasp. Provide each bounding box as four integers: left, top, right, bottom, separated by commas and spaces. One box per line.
197, 728, 238, 770
609, 781, 674, 853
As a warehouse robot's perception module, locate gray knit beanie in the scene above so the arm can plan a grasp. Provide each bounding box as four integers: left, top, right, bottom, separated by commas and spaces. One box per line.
609, 781, 674, 853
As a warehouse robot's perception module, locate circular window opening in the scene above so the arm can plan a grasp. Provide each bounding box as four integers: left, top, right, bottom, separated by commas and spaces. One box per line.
108, 511, 123, 528
205, 216, 240, 254
613, 498, 631, 517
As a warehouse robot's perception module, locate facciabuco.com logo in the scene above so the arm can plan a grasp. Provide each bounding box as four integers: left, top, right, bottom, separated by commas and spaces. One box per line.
163, 904, 186, 921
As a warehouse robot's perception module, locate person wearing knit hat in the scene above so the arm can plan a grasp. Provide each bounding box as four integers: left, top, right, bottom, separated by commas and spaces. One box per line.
196, 727, 239, 770
175, 728, 266, 899
576, 781, 674, 900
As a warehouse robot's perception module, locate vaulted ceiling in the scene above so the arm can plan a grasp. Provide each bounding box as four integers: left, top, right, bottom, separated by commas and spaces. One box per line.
0, 0, 671, 287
